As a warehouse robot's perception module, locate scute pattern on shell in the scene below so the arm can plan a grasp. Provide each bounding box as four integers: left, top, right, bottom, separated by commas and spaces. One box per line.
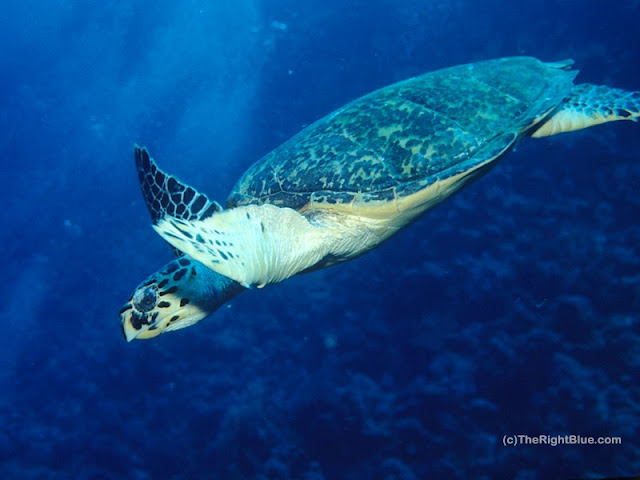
228, 57, 576, 210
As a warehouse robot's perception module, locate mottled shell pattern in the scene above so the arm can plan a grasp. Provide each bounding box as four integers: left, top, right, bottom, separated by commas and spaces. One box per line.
228, 57, 576, 212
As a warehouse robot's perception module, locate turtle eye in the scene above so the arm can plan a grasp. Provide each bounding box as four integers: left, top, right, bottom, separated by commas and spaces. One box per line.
133, 284, 158, 312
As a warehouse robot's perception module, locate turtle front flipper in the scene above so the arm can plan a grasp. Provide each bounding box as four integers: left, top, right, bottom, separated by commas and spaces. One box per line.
134, 145, 224, 256
532, 84, 640, 138
154, 203, 334, 288
134, 145, 223, 224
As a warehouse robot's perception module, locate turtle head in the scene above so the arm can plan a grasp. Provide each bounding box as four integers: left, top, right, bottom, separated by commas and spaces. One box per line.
120, 256, 243, 342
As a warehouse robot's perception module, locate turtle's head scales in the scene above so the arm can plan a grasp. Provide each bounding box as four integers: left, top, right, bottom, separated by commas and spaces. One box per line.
120, 257, 244, 342
120, 258, 201, 342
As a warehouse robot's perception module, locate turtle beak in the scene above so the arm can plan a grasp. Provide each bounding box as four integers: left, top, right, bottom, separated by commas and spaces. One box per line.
121, 318, 139, 342
120, 310, 164, 342
120, 304, 162, 342
119, 303, 139, 342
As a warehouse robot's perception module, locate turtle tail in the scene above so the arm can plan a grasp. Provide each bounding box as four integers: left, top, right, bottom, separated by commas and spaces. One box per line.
532, 84, 640, 138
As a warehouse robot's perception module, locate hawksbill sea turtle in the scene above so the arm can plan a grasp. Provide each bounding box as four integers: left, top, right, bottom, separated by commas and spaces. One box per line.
120, 56, 639, 341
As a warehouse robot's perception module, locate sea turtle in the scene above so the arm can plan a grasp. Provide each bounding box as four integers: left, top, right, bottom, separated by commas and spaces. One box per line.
120, 56, 639, 341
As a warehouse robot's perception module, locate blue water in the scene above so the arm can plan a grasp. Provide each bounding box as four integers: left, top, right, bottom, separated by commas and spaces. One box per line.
1, 1, 639, 478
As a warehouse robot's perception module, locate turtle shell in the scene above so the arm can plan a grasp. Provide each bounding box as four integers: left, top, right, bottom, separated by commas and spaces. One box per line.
227, 57, 577, 213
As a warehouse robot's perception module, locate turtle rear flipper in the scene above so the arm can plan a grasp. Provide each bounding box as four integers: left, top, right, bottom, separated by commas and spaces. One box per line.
532, 84, 640, 137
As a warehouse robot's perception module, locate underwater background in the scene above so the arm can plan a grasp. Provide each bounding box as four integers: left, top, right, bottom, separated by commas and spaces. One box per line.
1, 0, 639, 478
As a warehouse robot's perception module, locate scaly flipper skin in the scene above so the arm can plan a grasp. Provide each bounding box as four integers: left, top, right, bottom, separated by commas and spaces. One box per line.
532, 84, 640, 137
154, 203, 345, 288
134, 146, 222, 224
120, 256, 243, 341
